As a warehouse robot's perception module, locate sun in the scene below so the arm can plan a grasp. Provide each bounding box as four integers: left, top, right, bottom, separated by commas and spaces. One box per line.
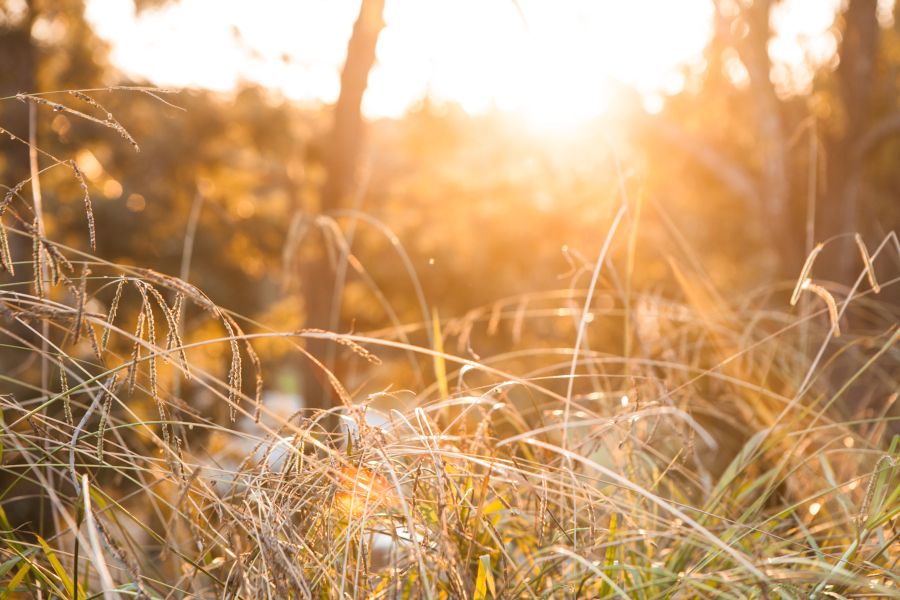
366, 0, 714, 127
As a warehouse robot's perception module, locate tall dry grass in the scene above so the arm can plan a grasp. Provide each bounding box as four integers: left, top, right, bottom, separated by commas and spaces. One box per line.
0, 89, 897, 599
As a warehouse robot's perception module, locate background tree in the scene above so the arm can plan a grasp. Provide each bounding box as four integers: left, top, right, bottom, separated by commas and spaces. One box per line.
300, 0, 386, 411
635, 0, 899, 285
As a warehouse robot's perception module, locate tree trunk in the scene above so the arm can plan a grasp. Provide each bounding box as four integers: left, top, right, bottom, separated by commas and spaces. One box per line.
739, 0, 796, 270
0, 4, 39, 296
0, 1, 36, 184
823, 0, 879, 282
301, 0, 385, 413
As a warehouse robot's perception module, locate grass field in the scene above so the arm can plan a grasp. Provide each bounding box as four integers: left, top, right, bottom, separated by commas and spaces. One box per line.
0, 90, 898, 599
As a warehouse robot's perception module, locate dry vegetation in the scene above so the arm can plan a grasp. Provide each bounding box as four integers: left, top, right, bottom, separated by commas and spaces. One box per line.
0, 90, 898, 599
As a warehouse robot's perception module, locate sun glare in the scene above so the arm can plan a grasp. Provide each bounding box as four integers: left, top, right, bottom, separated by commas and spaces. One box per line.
83, 0, 846, 129
86, 0, 715, 128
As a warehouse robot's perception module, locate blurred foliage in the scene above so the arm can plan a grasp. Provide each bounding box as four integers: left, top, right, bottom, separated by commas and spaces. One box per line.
0, 1, 898, 596
1, 0, 898, 415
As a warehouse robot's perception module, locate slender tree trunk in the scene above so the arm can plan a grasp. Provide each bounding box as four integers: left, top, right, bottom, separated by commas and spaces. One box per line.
322, 0, 385, 212
301, 0, 385, 412
823, 0, 879, 282
0, 1, 36, 184
0, 4, 38, 296
739, 0, 796, 270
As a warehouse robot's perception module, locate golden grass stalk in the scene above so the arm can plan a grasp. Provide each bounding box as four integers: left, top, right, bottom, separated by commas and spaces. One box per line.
854, 233, 881, 293
802, 279, 841, 337
790, 242, 823, 306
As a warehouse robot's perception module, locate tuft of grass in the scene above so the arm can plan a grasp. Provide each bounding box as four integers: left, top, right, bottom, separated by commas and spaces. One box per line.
0, 89, 898, 599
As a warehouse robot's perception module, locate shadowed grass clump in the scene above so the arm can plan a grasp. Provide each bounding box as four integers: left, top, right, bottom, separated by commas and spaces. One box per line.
0, 90, 898, 599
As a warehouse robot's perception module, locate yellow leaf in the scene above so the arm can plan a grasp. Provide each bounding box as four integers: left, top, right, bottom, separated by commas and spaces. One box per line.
598, 512, 617, 598
36, 536, 84, 600
481, 554, 497, 599
1, 563, 30, 599
473, 554, 488, 600
482, 498, 504, 515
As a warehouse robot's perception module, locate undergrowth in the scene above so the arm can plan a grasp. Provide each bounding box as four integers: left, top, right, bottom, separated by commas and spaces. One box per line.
0, 89, 898, 599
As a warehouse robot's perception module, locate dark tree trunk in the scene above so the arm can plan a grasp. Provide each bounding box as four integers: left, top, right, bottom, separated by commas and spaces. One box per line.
822, 0, 880, 282
301, 0, 385, 413
321, 0, 385, 212
0, 4, 38, 297
0, 2, 36, 183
